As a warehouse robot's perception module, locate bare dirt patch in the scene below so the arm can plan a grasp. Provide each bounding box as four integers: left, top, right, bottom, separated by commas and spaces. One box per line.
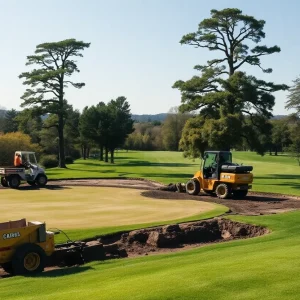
92, 217, 268, 259
48, 178, 164, 190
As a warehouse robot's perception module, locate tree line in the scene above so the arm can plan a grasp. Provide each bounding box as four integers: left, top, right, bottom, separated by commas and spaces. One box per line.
1, 105, 300, 165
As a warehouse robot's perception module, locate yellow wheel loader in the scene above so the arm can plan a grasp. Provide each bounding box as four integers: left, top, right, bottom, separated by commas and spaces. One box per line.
186, 151, 253, 199
0, 219, 85, 275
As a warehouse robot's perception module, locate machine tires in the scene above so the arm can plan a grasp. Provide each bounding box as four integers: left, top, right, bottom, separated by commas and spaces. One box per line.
12, 243, 46, 275
1, 262, 13, 273
27, 181, 36, 186
204, 190, 215, 196
36, 174, 48, 187
8, 175, 21, 189
186, 179, 200, 195
1, 177, 8, 187
215, 183, 230, 199
232, 190, 248, 199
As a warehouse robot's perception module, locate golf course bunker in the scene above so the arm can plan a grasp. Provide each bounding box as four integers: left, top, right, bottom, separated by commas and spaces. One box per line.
78, 218, 269, 261
0, 186, 222, 229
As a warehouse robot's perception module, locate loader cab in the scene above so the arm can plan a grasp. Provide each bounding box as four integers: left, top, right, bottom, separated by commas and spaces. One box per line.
202, 151, 232, 179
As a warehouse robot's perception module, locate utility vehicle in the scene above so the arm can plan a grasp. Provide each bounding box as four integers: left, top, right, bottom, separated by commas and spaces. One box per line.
0, 151, 47, 188
186, 151, 253, 199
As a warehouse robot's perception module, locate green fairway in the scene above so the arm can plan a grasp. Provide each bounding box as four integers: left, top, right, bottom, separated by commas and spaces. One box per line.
46, 151, 300, 196
1, 211, 300, 300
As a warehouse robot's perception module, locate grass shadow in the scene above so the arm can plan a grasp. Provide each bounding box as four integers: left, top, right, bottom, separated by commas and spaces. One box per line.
29, 265, 93, 278
245, 195, 287, 202
117, 160, 195, 167
254, 174, 300, 190
17, 185, 71, 191
67, 168, 115, 173
256, 174, 300, 180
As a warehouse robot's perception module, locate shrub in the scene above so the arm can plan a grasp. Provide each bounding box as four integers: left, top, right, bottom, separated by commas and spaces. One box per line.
69, 148, 81, 160
65, 156, 74, 164
0, 132, 41, 166
39, 155, 58, 168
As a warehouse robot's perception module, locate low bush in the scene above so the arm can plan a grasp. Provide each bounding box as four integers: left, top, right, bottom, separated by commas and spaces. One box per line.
39, 155, 58, 168
65, 156, 74, 164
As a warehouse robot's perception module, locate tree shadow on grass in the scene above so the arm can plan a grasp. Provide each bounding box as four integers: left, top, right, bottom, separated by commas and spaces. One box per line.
254, 174, 300, 190
117, 160, 195, 167
27, 265, 93, 278
244, 195, 287, 202
256, 174, 300, 180
67, 169, 115, 174
16, 185, 71, 191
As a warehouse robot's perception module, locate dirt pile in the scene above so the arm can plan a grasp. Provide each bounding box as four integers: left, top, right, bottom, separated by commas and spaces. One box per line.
87, 218, 268, 259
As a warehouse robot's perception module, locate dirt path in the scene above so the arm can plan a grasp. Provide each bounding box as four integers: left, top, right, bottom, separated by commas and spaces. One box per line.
48, 178, 300, 216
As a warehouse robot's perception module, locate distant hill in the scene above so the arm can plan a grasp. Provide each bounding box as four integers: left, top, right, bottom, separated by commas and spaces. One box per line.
0, 109, 289, 123
271, 115, 287, 120
131, 113, 168, 122
131, 113, 288, 122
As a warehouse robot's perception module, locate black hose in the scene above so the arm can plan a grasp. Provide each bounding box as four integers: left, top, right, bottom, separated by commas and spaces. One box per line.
48, 227, 72, 243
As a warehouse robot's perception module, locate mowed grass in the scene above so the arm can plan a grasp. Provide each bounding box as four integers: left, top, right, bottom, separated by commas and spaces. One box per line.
2, 211, 300, 300
0, 186, 227, 241
47, 150, 300, 195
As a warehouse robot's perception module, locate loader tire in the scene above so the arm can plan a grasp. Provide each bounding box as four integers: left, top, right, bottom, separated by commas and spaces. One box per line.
1, 177, 8, 187
186, 179, 200, 195
215, 183, 230, 199
8, 175, 20, 189
1, 262, 13, 273
12, 243, 46, 275
36, 174, 48, 187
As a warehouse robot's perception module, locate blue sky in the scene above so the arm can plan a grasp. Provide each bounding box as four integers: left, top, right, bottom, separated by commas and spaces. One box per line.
0, 0, 299, 115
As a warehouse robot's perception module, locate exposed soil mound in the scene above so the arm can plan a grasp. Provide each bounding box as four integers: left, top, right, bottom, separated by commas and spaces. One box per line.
85, 218, 268, 259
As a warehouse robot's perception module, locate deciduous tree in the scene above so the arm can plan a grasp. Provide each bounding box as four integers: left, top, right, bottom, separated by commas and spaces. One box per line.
0, 132, 41, 166
161, 107, 191, 151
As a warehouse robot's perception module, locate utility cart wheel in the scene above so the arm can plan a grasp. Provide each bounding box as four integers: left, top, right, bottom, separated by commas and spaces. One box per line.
215, 183, 230, 199
186, 179, 200, 195
1, 177, 8, 187
27, 181, 36, 186
12, 243, 46, 275
8, 175, 20, 189
232, 190, 248, 199
36, 174, 48, 187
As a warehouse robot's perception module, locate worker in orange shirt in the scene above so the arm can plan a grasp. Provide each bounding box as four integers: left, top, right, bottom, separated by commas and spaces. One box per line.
14, 154, 24, 167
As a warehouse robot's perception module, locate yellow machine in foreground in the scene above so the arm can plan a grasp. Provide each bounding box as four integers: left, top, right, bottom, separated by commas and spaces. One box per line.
186, 151, 253, 199
0, 219, 85, 275
0, 219, 54, 274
